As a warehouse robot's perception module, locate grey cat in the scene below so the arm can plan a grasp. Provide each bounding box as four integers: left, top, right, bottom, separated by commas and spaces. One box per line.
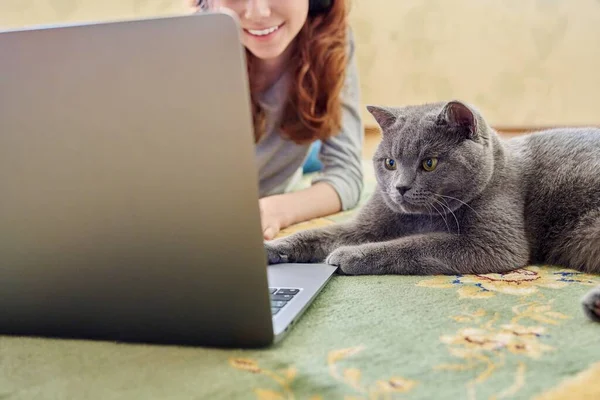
265, 100, 600, 322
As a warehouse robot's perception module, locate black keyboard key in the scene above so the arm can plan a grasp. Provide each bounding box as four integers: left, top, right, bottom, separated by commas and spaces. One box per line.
269, 288, 277, 294
271, 300, 287, 308
276, 289, 300, 295
271, 307, 280, 315
271, 294, 294, 301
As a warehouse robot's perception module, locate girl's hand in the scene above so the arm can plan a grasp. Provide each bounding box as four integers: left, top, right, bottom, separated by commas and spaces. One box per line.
259, 196, 292, 240
259, 183, 343, 241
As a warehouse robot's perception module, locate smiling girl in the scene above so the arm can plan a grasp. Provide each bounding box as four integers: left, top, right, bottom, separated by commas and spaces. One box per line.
190, 0, 364, 239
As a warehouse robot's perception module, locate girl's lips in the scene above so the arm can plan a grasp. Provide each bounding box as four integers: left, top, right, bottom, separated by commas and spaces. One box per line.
243, 23, 284, 40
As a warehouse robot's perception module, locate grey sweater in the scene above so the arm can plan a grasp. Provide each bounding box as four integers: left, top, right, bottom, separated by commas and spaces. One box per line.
254, 31, 364, 211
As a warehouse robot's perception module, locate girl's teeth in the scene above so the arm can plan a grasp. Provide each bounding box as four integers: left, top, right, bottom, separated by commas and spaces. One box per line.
248, 26, 279, 36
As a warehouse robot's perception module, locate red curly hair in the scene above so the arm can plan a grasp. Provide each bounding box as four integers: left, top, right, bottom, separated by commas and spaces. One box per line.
246, 1, 349, 144
195, 0, 349, 144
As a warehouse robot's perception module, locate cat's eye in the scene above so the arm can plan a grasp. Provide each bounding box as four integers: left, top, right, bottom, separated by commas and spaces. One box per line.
422, 157, 438, 172
384, 158, 397, 170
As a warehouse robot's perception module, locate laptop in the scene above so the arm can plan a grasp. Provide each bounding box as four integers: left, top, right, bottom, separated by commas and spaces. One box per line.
0, 12, 337, 348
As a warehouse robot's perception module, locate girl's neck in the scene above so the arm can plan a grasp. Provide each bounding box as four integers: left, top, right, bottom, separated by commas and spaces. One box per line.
253, 41, 295, 93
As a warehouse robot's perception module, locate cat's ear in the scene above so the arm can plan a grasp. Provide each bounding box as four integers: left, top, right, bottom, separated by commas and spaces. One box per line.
438, 101, 478, 138
367, 105, 397, 131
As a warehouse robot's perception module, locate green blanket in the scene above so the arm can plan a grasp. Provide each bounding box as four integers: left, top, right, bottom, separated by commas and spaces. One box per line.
1, 162, 599, 399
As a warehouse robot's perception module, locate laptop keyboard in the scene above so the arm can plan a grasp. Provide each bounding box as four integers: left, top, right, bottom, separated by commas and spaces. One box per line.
269, 287, 301, 316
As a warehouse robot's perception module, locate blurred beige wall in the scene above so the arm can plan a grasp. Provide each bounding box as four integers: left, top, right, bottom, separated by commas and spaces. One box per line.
349, 0, 600, 128
2, 0, 599, 127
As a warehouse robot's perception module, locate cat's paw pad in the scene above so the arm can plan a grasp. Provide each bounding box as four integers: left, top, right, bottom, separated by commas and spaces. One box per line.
264, 240, 294, 265
581, 286, 600, 323
326, 246, 365, 275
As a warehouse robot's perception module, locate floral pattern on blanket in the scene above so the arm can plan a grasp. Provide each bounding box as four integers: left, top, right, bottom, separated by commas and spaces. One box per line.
436, 301, 562, 399
229, 266, 599, 400
415, 268, 599, 398
417, 266, 599, 298
230, 346, 418, 400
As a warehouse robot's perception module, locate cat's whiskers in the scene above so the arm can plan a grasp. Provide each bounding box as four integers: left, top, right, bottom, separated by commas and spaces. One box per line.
429, 199, 451, 234
435, 194, 484, 221
436, 196, 461, 235
423, 202, 434, 226
432, 197, 460, 234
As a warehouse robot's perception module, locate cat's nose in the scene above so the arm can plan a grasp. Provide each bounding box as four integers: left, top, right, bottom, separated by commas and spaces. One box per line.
397, 186, 411, 196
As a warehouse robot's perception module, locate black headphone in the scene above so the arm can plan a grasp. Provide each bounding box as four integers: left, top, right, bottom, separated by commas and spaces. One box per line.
309, 0, 333, 15
197, 1, 333, 15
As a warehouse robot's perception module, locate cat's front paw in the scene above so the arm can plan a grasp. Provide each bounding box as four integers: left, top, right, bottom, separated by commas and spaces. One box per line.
326, 246, 369, 275
264, 239, 294, 265
581, 286, 600, 322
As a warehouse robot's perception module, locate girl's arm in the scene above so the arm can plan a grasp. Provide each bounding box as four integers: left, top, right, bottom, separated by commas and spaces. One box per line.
261, 29, 364, 240
260, 182, 342, 239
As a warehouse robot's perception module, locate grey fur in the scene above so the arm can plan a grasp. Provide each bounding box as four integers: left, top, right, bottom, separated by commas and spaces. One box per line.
265, 100, 600, 322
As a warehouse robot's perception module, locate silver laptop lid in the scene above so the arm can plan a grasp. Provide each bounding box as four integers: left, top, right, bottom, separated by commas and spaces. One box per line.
0, 13, 274, 347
